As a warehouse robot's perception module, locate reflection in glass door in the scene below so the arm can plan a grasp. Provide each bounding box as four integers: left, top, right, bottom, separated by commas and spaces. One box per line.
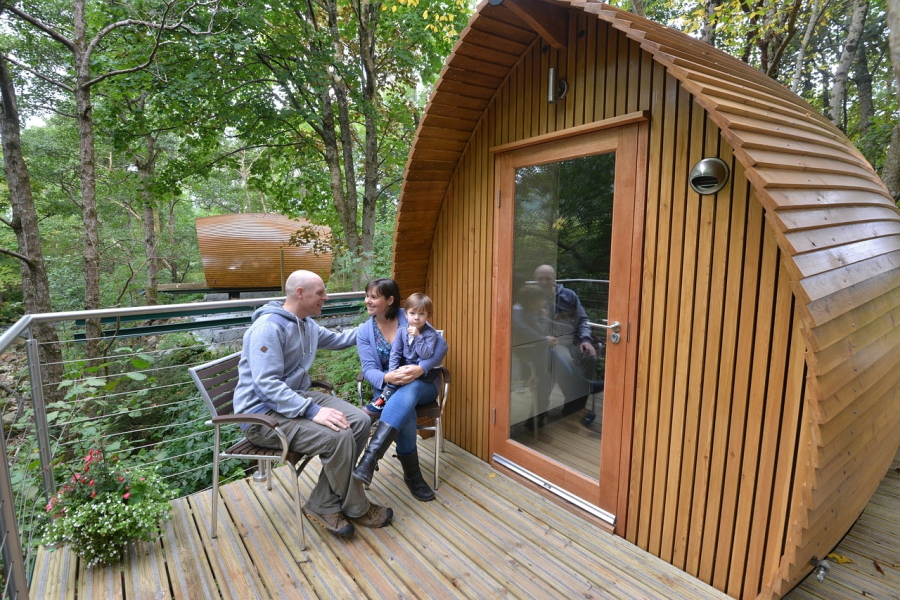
508, 154, 615, 482
491, 123, 644, 524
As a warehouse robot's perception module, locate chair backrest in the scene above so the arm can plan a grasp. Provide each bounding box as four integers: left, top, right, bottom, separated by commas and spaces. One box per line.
188, 352, 243, 419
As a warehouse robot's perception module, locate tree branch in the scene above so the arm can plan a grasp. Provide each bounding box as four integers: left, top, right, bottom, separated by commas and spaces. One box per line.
4, 6, 75, 52
0, 247, 36, 267
0, 53, 74, 93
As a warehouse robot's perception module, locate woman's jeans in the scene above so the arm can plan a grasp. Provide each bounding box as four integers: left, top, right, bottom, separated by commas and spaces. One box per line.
375, 379, 438, 455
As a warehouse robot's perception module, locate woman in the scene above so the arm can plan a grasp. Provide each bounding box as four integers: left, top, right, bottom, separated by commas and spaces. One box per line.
354, 278, 447, 501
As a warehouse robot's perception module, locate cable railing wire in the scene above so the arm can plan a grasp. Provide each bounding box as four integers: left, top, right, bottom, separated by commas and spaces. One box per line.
0, 292, 364, 593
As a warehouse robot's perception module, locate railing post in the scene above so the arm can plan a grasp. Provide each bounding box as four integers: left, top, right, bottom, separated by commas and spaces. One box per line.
0, 429, 29, 599
25, 334, 55, 502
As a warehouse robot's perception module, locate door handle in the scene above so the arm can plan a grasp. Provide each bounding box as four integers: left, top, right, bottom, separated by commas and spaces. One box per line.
590, 320, 621, 343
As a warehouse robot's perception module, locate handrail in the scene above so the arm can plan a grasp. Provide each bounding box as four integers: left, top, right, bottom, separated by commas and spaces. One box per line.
28, 290, 364, 325
0, 288, 366, 596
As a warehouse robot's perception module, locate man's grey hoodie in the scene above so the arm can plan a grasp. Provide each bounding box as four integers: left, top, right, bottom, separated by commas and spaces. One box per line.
233, 301, 357, 422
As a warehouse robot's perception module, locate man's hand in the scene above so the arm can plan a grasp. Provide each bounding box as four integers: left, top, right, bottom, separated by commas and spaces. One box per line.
312, 407, 349, 431
581, 341, 597, 357
408, 325, 420, 338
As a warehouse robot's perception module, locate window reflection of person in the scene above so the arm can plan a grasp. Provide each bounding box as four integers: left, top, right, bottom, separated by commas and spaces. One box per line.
533, 264, 597, 409
511, 284, 553, 426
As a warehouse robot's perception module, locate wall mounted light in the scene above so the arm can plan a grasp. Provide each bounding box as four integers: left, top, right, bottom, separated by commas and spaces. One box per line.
547, 67, 568, 104
689, 157, 730, 195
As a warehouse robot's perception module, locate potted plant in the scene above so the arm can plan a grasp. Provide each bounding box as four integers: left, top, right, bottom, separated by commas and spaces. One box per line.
43, 449, 173, 565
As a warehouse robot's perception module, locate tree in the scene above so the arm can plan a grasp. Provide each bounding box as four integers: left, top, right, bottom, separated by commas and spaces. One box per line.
0, 51, 64, 397
883, 0, 900, 197
2, 0, 222, 357
205, 0, 464, 288
829, 0, 869, 128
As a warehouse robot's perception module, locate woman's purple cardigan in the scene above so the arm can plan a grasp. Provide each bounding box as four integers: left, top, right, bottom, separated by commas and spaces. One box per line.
357, 308, 445, 392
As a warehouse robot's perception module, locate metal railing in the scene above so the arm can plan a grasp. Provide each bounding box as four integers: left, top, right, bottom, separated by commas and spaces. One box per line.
0, 291, 365, 598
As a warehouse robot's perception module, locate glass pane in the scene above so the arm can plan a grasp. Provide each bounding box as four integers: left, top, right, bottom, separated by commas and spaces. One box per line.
508, 152, 615, 481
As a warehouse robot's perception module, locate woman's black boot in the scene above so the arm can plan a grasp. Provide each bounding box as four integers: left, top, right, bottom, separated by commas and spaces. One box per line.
397, 450, 435, 502
353, 422, 399, 486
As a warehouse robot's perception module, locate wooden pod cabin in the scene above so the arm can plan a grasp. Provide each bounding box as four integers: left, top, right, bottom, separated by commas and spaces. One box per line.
393, 1, 900, 598
196, 214, 331, 289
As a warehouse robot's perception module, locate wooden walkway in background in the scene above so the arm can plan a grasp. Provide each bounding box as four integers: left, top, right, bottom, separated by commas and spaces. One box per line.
788, 446, 900, 599
30, 440, 728, 599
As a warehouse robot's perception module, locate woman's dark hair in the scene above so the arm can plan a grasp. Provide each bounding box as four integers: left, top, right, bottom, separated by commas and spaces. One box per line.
365, 278, 401, 320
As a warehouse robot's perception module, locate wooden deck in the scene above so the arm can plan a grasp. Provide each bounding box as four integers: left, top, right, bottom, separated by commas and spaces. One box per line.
30, 439, 729, 599
787, 445, 900, 599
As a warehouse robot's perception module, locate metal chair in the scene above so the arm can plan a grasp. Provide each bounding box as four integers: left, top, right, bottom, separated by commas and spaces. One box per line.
189, 351, 332, 550
357, 343, 451, 489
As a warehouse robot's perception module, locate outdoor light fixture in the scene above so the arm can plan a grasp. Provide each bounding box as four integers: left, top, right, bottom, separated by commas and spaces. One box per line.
547, 67, 568, 104
689, 157, 730, 195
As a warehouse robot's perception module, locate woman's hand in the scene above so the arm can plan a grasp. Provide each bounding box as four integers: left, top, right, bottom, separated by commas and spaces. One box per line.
386, 364, 424, 385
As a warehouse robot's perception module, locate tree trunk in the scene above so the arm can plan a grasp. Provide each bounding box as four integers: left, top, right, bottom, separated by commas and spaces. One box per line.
888, 0, 900, 106
854, 42, 874, 136
829, 0, 868, 128
0, 54, 65, 399
357, 0, 379, 287
74, 0, 102, 359
139, 134, 159, 306
882, 123, 900, 200
792, 0, 822, 92
630, 0, 646, 18
699, 0, 719, 45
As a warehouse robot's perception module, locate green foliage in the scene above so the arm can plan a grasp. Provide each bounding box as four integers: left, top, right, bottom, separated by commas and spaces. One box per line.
42, 449, 173, 565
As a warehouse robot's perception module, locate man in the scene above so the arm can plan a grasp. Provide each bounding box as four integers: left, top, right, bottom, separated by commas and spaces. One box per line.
233, 269, 391, 539
533, 264, 600, 412
533, 264, 597, 359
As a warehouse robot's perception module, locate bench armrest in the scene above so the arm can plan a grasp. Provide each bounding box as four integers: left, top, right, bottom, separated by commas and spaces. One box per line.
211, 413, 279, 429
310, 380, 334, 394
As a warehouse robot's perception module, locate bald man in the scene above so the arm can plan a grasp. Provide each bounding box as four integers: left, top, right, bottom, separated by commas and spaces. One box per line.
233, 270, 391, 539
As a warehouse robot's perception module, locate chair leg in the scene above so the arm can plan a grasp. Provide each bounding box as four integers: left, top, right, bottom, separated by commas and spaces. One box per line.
289, 463, 306, 551
211, 429, 221, 539
433, 417, 442, 490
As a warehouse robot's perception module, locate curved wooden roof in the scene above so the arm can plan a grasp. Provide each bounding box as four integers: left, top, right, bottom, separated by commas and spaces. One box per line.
197, 214, 332, 289
395, 0, 900, 596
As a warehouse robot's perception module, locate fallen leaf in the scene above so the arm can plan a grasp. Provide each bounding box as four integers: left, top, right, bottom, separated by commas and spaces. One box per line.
874, 560, 884, 575
827, 553, 853, 564
487, 473, 496, 479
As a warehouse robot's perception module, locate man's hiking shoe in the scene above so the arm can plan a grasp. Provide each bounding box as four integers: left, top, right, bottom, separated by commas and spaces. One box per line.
348, 503, 393, 528
303, 507, 355, 538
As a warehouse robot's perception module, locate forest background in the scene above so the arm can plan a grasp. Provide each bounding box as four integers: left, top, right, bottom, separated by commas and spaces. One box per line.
0, 0, 896, 555
0, 0, 897, 329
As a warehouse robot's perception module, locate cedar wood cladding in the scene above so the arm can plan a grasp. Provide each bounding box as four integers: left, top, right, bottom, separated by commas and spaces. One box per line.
392, 1, 900, 598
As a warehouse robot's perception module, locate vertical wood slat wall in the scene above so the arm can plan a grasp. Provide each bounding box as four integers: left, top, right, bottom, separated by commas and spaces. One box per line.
622, 68, 809, 598
423, 17, 806, 598
428, 16, 647, 460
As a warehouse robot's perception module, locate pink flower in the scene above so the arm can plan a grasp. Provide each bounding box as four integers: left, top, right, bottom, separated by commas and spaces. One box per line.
122, 492, 130, 500
88, 479, 94, 487
90, 490, 95, 498
119, 477, 124, 482
46, 503, 52, 512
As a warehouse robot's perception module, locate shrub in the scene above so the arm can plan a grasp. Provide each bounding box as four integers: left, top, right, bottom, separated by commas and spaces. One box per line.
42, 449, 173, 565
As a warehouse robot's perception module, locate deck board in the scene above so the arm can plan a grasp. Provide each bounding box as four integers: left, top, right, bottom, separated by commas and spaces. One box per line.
788, 445, 900, 599
28, 440, 740, 599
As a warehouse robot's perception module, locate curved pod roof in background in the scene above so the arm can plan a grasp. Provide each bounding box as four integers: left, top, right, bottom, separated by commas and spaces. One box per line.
197, 214, 332, 289
394, 0, 900, 597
